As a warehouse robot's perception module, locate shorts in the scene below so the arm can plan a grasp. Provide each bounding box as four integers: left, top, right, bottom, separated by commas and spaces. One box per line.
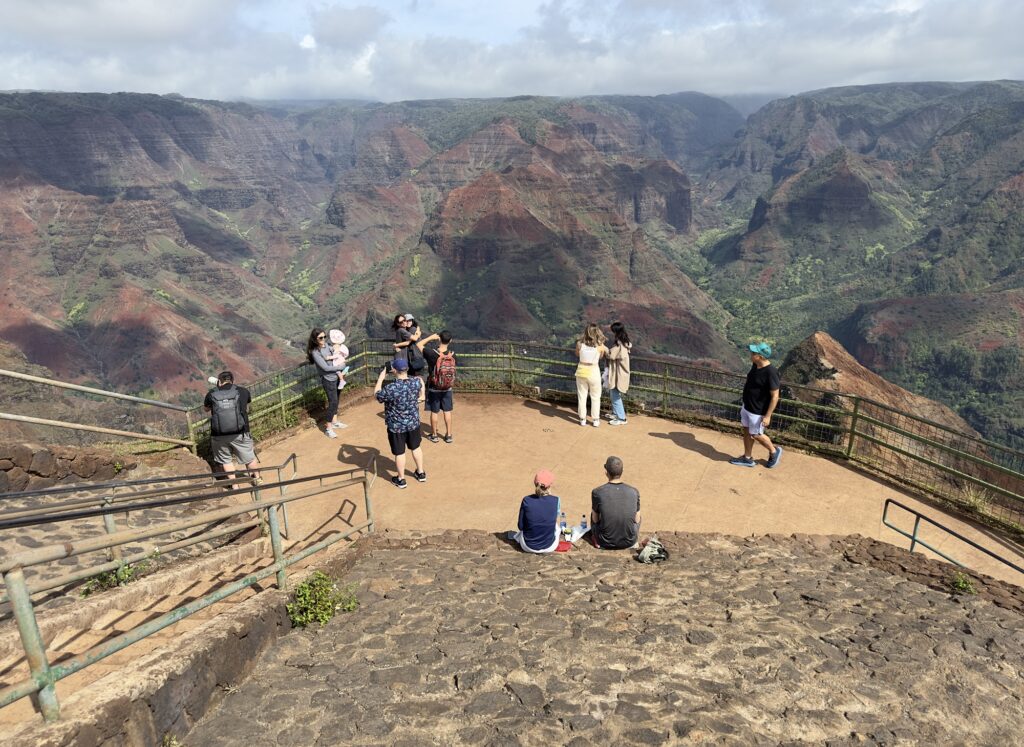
740, 406, 765, 436
387, 428, 422, 456
425, 389, 453, 413
211, 433, 256, 465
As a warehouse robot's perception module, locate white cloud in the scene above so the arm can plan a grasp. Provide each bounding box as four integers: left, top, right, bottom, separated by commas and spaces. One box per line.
0, 0, 1021, 100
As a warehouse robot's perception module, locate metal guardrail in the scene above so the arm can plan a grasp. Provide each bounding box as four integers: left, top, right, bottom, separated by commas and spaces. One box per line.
0, 460, 376, 722
0, 455, 300, 604
882, 498, 1024, 577
177, 338, 1024, 531
4, 339, 1023, 526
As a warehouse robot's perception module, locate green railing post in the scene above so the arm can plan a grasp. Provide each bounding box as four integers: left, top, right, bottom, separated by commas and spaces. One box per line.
264, 490, 288, 590
661, 365, 669, 415
278, 377, 287, 430
508, 343, 515, 391
101, 497, 123, 566
4, 567, 60, 721
909, 514, 922, 554
185, 409, 197, 455
363, 340, 372, 386
846, 396, 862, 458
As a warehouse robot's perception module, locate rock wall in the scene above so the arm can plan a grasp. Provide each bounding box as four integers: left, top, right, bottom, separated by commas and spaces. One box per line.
0, 442, 138, 493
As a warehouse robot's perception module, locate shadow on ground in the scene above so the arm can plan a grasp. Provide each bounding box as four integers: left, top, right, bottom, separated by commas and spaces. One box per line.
649, 431, 734, 462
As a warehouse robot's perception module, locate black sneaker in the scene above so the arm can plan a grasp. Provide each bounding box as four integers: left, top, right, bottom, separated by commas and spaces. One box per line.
729, 456, 756, 467
766, 447, 783, 469
391, 476, 408, 489
413, 471, 427, 483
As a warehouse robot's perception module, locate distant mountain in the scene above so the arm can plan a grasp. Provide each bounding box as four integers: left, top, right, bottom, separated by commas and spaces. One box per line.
0, 90, 742, 399
2, 83, 1023, 448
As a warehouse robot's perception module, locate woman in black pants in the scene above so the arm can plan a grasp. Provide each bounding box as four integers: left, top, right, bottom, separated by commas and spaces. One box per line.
306, 327, 347, 439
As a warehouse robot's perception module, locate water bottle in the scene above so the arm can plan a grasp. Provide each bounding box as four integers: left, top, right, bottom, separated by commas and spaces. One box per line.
580, 514, 588, 532
560, 511, 567, 538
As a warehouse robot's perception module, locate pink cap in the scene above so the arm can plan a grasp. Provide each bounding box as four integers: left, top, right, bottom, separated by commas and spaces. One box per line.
534, 469, 555, 489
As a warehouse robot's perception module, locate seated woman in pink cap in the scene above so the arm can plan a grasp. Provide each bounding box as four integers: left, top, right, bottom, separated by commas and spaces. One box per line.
510, 470, 561, 553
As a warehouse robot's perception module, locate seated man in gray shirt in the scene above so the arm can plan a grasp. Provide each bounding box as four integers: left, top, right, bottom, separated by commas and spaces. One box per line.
590, 455, 641, 549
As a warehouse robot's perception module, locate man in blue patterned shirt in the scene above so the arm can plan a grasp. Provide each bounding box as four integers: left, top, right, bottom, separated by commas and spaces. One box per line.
375, 357, 426, 489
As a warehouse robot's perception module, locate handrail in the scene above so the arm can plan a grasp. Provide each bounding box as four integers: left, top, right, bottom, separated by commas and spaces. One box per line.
0, 369, 188, 411
0, 460, 376, 722
0, 413, 192, 447
881, 498, 1024, 577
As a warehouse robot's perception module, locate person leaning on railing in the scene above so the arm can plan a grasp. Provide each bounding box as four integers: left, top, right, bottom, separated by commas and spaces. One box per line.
307, 327, 348, 439
575, 323, 608, 427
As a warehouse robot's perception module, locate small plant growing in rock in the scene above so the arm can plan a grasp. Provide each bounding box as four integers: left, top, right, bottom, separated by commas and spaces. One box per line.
949, 571, 977, 595
287, 571, 358, 628
161, 735, 182, 747
80, 557, 152, 597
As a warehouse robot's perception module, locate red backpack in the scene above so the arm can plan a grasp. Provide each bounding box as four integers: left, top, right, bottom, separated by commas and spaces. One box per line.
429, 348, 456, 390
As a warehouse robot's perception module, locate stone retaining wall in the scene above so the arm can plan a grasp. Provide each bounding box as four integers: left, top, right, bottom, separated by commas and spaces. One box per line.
0, 442, 138, 493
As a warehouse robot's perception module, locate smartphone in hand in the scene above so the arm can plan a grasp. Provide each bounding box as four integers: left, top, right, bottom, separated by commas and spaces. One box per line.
383, 361, 393, 373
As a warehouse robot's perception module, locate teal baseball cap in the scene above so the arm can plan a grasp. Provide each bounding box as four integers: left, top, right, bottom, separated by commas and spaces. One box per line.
748, 342, 772, 357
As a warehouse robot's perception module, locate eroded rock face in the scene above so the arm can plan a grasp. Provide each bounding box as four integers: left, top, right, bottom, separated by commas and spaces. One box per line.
184, 532, 1024, 746
0, 442, 140, 492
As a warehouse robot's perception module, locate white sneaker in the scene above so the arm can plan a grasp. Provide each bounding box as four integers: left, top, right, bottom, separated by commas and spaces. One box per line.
608, 419, 626, 426
592, 421, 600, 428
325, 427, 337, 439
580, 419, 587, 426
331, 421, 348, 429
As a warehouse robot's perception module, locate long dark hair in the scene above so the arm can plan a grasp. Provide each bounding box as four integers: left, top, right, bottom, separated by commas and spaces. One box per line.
392, 314, 405, 331
306, 327, 326, 364
610, 321, 631, 348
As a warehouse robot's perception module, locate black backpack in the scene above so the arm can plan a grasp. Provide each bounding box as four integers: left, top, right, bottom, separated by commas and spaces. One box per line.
209, 385, 244, 436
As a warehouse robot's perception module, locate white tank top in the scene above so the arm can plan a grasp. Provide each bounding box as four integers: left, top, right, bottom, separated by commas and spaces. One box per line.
579, 344, 599, 365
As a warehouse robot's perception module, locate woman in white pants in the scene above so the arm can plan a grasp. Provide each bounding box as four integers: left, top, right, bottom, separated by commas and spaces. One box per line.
575, 323, 607, 427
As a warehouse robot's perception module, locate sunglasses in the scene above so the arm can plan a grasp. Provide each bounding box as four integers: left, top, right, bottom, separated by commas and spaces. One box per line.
317, 335, 326, 340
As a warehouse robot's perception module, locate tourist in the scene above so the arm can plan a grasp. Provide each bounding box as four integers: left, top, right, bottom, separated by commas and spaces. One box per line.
417, 330, 456, 443
203, 371, 261, 484
307, 327, 348, 438
393, 313, 426, 377
375, 357, 426, 489
511, 470, 561, 553
590, 456, 641, 549
575, 323, 607, 427
605, 321, 632, 426
730, 342, 783, 468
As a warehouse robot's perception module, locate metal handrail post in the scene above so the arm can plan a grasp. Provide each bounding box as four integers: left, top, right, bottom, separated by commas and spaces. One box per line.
264, 490, 288, 589
661, 365, 669, 415
277, 464, 290, 538
363, 340, 371, 386
846, 396, 861, 458
185, 409, 197, 455
508, 343, 515, 390
909, 514, 922, 554
101, 497, 123, 565
4, 567, 60, 721
363, 471, 375, 533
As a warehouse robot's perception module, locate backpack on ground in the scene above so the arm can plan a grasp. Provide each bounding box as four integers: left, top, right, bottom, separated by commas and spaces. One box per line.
636, 536, 669, 564
429, 349, 457, 391
209, 385, 244, 436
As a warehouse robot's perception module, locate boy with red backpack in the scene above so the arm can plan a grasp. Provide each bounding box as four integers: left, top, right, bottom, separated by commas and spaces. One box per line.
417, 330, 457, 443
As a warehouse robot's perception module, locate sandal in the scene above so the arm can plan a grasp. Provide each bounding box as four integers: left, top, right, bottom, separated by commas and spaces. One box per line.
427, 434, 440, 443
443, 435, 453, 444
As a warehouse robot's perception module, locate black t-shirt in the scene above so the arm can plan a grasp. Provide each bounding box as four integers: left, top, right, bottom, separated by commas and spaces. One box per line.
592, 482, 641, 550
742, 364, 780, 415
398, 327, 425, 370
422, 343, 456, 391
204, 385, 251, 434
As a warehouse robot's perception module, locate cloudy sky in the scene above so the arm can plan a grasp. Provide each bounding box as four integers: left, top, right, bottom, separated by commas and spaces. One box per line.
1, 0, 1022, 102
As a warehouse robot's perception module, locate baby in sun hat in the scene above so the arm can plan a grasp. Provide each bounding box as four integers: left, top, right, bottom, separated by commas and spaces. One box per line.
328, 329, 350, 390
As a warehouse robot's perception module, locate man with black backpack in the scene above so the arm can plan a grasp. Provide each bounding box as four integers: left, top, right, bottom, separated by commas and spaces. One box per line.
417, 330, 456, 443
203, 371, 260, 484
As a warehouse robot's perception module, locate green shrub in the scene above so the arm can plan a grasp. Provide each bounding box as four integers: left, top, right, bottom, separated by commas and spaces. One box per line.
286, 571, 358, 628
949, 571, 977, 595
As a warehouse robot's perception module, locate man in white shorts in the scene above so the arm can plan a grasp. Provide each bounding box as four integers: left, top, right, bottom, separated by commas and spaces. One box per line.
730, 343, 783, 469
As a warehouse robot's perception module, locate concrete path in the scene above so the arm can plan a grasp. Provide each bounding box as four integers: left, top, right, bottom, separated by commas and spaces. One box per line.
261, 393, 1024, 586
